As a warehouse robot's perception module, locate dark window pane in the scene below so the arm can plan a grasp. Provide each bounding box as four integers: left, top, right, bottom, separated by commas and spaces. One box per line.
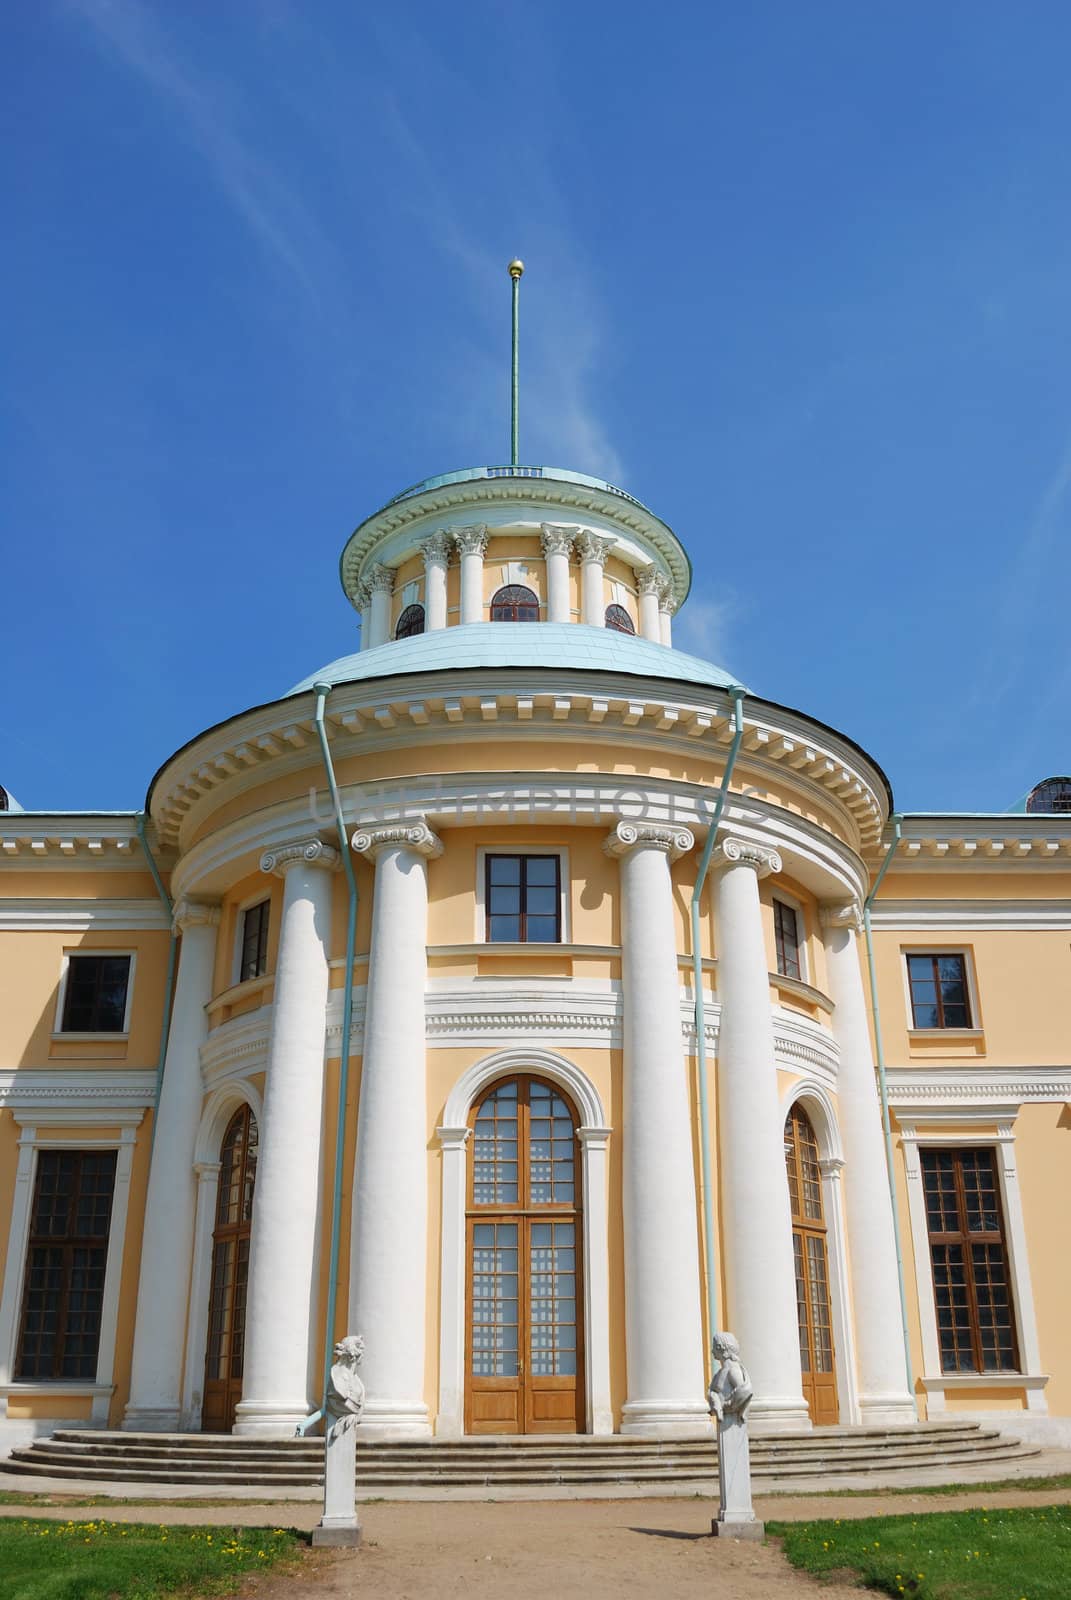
605, 603, 635, 634
488, 856, 521, 884
15, 1151, 117, 1381
525, 857, 559, 886
490, 585, 540, 622
488, 915, 521, 942
61, 955, 131, 1032
395, 603, 425, 639
485, 854, 561, 944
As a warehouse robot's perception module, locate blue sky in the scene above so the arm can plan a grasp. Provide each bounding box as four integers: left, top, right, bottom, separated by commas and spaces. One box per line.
3, 1, 1070, 815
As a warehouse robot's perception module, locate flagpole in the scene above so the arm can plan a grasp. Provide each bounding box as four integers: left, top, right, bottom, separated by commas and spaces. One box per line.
508, 259, 524, 465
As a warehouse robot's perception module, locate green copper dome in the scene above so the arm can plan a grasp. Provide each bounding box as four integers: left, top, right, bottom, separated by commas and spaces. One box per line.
288, 623, 744, 698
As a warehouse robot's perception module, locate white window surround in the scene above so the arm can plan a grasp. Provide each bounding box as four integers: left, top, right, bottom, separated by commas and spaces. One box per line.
231, 893, 271, 987
53, 948, 136, 1038
899, 1109, 1048, 1415
771, 890, 809, 985
180, 1079, 264, 1430
0, 1109, 144, 1426
779, 1078, 859, 1425
474, 846, 570, 944
899, 944, 982, 1035
435, 1048, 612, 1439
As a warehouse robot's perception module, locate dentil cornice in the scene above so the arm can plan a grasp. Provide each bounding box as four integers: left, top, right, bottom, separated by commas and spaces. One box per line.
603, 819, 695, 861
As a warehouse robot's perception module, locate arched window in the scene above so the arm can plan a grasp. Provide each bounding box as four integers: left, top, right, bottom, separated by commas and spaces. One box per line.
784, 1103, 838, 1424
395, 603, 425, 639
605, 603, 635, 634
490, 584, 539, 622
202, 1104, 258, 1431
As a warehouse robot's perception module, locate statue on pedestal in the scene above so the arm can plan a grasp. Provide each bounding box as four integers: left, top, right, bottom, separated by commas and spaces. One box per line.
311, 1334, 365, 1548
708, 1331, 763, 1540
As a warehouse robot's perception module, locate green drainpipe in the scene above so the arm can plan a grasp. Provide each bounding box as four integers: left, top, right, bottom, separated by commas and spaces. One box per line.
690, 685, 746, 1348
135, 811, 177, 1156
862, 813, 918, 1412
295, 682, 361, 1435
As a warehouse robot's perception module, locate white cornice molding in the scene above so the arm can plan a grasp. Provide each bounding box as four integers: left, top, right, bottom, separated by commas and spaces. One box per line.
0, 816, 174, 871
0, 1069, 156, 1109
885, 1067, 1071, 1105
881, 817, 1071, 872
869, 899, 1071, 931
0, 899, 170, 932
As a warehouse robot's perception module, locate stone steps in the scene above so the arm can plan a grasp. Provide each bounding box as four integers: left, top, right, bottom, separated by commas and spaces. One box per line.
1, 1421, 1041, 1494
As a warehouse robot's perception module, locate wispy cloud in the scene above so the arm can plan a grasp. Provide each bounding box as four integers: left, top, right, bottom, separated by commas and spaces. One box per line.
672, 586, 739, 666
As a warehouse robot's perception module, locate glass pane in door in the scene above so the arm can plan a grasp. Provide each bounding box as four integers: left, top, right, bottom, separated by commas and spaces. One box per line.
529, 1221, 577, 1377
471, 1222, 519, 1377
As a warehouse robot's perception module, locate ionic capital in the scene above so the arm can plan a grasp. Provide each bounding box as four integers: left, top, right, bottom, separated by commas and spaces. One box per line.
710, 835, 782, 878
365, 563, 395, 595
352, 818, 444, 862
453, 524, 488, 558
172, 897, 221, 933
420, 531, 451, 565
260, 837, 340, 877
577, 530, 613, 565
603, 819, 695, 861
819, 899, 863, 933
637, 563, 667, 597
540, 523, 576, 559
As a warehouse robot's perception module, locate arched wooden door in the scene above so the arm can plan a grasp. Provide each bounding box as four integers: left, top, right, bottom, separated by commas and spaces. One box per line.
465, 1076, 584, 1434
784, 1104, 839, 1425
202, 1105, 258, 1432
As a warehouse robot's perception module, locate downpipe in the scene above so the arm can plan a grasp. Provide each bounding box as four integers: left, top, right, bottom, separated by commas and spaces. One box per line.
136, 810, 177, 1157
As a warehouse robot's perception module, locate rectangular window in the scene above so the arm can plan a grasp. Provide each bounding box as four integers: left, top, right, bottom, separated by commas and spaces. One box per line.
15, 1150, 118, 1380
907, 953, 971, 1029
920, 1147, 1018, 1374
59, 955, 131, 1033
774, 899, 801, 981
484, 854, 561, 944
239, 900, 270, 983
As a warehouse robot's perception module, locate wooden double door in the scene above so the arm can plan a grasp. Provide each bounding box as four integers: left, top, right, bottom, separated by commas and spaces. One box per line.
465, 1076, 584, 1434
202, 1105, 257, 1432
785, 1104, 839, 1425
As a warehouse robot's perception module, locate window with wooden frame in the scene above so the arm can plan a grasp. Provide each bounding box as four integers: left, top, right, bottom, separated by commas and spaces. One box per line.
59, 954, 132, 1033
605, 603, 635, 634
15, 1150, 117, 1380
490, 584, 540, 621
773, 898, 802, 981
238, 900, 270, 984
906, 953, 971, 1029
920, 1147, 1018, 1374
484, 854, 561, 943
395, 602, 425, 638
784, 1104, 838, 1423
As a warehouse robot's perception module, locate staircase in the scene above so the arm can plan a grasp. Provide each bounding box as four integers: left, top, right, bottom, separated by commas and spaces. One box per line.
1, 1422, 1043, 1497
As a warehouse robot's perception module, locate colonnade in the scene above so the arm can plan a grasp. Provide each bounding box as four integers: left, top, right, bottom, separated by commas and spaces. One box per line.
355, 526, 676, 647
122, 815, 913, 1438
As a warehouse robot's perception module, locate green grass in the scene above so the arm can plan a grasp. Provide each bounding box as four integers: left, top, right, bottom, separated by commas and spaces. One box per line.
770, 1503, 1071, 1599
0, 1516, 303, 1600
761, 1471, 1071, 1501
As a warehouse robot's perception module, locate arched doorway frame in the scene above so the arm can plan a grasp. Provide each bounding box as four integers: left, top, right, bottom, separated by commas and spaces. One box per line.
437, 1048, 612, 1438
180, 1080, 263, 1430
779, 1078, 859, 1425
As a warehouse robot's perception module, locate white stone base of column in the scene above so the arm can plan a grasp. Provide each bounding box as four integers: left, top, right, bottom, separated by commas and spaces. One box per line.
355, 1399, 432, 1440
232, 1398, 313, 1438
620, 1398, 714, 1438
747, 1396, 813, 1434
121, 1406, 182, 1433
857, 1393, 919, 1426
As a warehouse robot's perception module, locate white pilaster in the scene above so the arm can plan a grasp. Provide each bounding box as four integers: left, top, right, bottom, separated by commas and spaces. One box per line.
578, 531, 612, 626
355, 584, 372, 652
124, 899, 220, 1431
637, 566, 664, 641
540, 524, 575, 624
455, 525, 488, 625
421, 533, 450, 631
713, 837, 810, 1432
366, 565, 394, 648
181, 1160, 221, 1429
434, 1126, 470, 1440
234, 838, 338, 1436
659, 587, 675, 647
821, 902, 916, 1424
577, 1126, 615, 1435
349, 819, 442, 1437
605, 819, 710, 1436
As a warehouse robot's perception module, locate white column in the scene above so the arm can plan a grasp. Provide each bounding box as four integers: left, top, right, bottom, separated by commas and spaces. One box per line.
455, 525, 488, 624
605, 819, 710, 1436
578, 531, 612, 625
713, 836, 810, 1432
540, 524, 574, 623
349, 819, 442, 1437
637, 566, 664, 641
659, 589, 675, 647
355, 584, 372, 652
821, 902, 916, 1424
124, 899, 220, 1431
421, 532, 450, 631
234, 838, 337, 1436
366, 565, 394, 648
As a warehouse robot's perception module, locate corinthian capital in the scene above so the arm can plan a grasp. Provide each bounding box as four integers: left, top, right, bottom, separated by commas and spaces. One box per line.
453, 524, 488, 558
710, 835, 782, 878
352, 818, 443, 861
577, 530, 613, 565
603, 819, 695, 861
637, 564, 667, 597
819, 899, 863, 933
353, 582, 371, 612
540, 523, 577, 559
172, 897, 221, 934
420, 531, 451, 565
365, 563, 395, 595
260, 837, 340, 876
